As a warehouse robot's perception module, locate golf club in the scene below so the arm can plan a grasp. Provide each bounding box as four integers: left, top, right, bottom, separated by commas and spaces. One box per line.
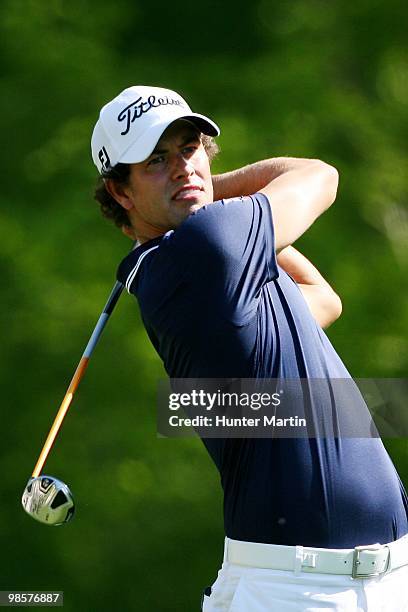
22, 280, 124, 525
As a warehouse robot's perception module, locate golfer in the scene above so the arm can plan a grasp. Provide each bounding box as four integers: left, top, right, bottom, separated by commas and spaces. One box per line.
91, 86, 408, 611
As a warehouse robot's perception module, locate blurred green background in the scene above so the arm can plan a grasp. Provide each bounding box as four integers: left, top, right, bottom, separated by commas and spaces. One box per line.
1, 0, 407, 610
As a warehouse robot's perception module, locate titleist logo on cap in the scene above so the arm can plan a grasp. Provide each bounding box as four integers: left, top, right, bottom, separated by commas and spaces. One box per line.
118, 95, 185, 136
91, 85, 219, 173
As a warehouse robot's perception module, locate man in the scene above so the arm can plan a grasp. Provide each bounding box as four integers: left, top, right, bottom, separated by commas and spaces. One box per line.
91, 85, 408, 611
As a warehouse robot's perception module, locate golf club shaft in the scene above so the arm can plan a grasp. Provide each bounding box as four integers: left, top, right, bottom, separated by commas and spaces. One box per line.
32, 281, 124, 478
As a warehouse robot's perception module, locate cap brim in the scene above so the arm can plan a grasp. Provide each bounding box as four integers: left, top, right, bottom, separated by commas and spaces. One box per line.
119, 113, 220, 164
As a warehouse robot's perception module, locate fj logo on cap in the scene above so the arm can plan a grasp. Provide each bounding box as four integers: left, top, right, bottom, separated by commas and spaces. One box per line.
98, 146, 111, 171
117, 95, 185, 136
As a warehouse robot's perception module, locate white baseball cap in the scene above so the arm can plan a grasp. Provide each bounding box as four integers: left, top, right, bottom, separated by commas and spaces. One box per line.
91, 85, 220, 174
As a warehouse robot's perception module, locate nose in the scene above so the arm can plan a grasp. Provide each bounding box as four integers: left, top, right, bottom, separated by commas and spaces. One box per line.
171, 153, 194, 179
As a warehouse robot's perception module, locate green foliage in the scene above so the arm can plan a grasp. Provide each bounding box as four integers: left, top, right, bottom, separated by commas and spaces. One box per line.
1, 1, 407, 610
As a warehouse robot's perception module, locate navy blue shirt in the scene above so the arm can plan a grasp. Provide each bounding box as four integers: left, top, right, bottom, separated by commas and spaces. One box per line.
117, 194, 408, 547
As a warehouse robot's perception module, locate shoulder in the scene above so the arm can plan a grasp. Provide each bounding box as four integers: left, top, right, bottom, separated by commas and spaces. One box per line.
189, 193, 271, 223
174, 193, 272, 245
116, 193, 274, 293
116, 237, 163, 291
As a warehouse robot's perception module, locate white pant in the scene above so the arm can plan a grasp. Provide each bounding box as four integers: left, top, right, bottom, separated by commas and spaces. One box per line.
202, 539, 408, 611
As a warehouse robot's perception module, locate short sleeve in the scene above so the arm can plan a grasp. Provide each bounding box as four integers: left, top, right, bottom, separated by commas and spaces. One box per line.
167, 193, 279, 325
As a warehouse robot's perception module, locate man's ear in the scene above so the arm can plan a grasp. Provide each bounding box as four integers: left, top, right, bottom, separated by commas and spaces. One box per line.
105, 179, 134, 211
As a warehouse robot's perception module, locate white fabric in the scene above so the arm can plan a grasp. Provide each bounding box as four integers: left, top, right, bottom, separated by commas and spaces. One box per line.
202, 537, 408, 611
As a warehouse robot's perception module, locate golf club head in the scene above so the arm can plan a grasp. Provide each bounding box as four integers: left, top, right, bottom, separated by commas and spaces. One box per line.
22, 475, 75, 526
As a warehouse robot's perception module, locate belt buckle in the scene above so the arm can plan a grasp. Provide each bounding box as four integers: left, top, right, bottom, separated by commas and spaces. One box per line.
352, 544, 390, 579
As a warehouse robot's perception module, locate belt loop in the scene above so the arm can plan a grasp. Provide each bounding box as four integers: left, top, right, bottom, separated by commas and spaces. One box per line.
223, 537, 229, 563
294, 545, 304, 576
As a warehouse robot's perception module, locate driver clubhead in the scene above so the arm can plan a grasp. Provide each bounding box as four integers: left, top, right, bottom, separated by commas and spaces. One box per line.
22, 475, 75, 526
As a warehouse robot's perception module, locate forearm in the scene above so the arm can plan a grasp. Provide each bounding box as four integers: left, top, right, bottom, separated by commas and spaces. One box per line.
212, 157, 315, 200
277, 246, 342, 328
276, 246, 332, 287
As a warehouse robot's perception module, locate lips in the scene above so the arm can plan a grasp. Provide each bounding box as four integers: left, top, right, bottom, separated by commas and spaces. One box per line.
172, 184, 203, 201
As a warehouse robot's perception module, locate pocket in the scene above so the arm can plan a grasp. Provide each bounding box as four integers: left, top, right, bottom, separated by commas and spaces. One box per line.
201, 570, 244, 612
201, 586, 212, 611
226, 576, 244, 612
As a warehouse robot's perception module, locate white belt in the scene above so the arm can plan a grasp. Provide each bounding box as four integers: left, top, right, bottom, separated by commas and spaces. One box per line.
225, 535, 408, 579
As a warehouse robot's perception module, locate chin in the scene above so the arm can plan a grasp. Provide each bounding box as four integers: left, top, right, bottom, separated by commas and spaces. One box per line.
189, 202, 206, 213
169, 205, 201, 229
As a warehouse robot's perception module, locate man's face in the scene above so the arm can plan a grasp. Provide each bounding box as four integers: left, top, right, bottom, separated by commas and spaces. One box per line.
123, 119, 214, 238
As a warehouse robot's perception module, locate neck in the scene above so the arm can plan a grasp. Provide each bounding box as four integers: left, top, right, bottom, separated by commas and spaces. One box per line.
137, 231, 164, 244
136, 221, 168, 244
124, 212, 168, 244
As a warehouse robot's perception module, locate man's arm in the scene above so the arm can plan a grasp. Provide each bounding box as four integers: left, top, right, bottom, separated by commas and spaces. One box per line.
212, 158, 341, 327
277, 246, 342, 328
212, 157, 339, 252
213, 157, 311, 199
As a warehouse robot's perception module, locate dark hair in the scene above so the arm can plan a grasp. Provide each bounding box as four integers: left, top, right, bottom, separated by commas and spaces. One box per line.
94, 134, 220, 228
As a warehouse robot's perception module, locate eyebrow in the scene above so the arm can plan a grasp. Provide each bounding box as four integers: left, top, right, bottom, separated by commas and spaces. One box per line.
150, 131, 201, 156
